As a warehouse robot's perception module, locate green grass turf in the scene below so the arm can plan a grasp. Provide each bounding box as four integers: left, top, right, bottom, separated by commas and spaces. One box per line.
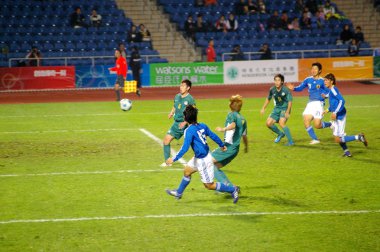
0, 95, 379, 251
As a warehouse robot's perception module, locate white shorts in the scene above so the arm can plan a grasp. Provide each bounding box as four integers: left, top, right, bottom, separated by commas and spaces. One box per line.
332, 115, 346, 137
303, 101, 324, 119
187, 153, 214, 184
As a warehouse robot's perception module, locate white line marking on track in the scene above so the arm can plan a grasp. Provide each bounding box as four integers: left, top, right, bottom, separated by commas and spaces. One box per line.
0, 168, 183, 178
0, 128, 136, 134
139, 128, 187, 165
1, 210, 379, 224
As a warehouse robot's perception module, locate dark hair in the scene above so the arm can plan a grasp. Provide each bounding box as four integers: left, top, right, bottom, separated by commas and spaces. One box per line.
324, 73, 336, 85
183, 105, 198, 124
182, 79, 192, 89
274, 73, 284, 84
312, 62, 322, 72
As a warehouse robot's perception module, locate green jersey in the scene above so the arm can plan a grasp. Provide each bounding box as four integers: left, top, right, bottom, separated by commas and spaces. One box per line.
224, 111, 247, 148
173, 93, 195, 122
267, 86, 292, 109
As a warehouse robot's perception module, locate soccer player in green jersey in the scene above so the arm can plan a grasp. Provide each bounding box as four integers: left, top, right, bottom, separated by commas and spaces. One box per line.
212, 94, 248, 186
161, 79, 196, 167
261, 74, 294, 146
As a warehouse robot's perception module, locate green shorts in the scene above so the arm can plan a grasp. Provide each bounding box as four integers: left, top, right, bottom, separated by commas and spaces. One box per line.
269, 107, 287, 122
167, 121, 186, 140
211, 145, 239, 167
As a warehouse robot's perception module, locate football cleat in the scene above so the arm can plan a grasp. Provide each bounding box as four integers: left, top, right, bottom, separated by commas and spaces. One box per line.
231, 186, 240, 204
342, 151, 353, 157
165, 189, 182, 199
160, 162, 172, 167
309, 139, 321, 145
358, 133, 368, 147
274, 133, 285, 143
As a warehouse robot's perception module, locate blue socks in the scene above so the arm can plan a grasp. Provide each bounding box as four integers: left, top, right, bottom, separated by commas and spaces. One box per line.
339, 142, 348, 151
213, 166, 233, 186
215, 182, 235, 193
321, 121, 332, 128
341, 135, 356, 143
306, 126, 318, 140
177, 176, 191, 195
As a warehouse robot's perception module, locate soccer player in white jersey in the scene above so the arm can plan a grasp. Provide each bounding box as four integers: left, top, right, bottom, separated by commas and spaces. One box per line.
165, 105, 240, 203
323, 73, 368, 157
287, 62, 332, 144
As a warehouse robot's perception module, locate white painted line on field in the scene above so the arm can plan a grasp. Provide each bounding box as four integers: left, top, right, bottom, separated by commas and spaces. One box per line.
0, 168, 183, 178
139, 128, 187, 165
0, 128, 137, 134
1, 209, 379, 224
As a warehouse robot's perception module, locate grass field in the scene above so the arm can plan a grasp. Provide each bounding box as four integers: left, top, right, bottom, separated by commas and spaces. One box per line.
1, 95, 379, 251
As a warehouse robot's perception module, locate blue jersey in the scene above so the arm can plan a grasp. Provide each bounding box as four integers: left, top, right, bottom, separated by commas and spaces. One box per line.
294, 76, 329, 102
327, 85, 346, 120
173, 123, 224, 162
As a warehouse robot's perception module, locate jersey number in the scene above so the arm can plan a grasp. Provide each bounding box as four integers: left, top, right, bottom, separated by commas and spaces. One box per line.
197, 129, 207, 144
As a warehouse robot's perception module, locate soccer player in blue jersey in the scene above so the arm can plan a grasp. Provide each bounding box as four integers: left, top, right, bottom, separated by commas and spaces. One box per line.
261, 74, 294, 146
165, 105, 240, 203
287, 62, 332, 144
323, 73, 368, 157
161, 80, 196, 167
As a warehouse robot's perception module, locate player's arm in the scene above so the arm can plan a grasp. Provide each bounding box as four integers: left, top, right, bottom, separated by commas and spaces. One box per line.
260, 98, 270, 115
167, 132, 192, 164
285, 92, 293, 118
216, 122, 236, 132
206, 126, 226, 150
289, 80, 307, 92
168, 107, 175, 119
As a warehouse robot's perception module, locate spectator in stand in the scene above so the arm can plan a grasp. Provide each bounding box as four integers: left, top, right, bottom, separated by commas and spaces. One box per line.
26, 46, 42, 66
130, 46, 142, 96
139, 24, 152, 42
267, 10, 281, 30
194, 0, 204, 7
348, 38, 359, 56
119, 43, 128, 59
295, 0, 305, 15
128, 25, 141, 43
280, 11, 290, 30
259, 43, 272, 60
303, 6, 312, 18
70, 7, 88, 28
300, 10, 312, 29
231, 44, 245, 61
323, 0, 342, 20
196, 14, 207, 33
235, 0, 246, 16
353, 26, 364, 44
258, 0, 266, 14
205, 0, 217, 7
246, 0, 259, 14
184, 15, 196, 42
288, 17, 300, 30
315, 7, 326, 28
89, 9, 102, 28
226, 13, 238, 32
339, 24, 353, 44
206, 39, 216, 62
305, 0, 319, 15
215, 15, 228, 33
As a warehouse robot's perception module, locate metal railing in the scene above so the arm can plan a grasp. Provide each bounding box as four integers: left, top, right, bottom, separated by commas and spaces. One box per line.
222, 48, 375, 61
8, 54, 175, 67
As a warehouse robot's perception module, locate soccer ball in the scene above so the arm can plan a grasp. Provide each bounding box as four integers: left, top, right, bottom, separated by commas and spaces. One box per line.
120, 99, 132, 111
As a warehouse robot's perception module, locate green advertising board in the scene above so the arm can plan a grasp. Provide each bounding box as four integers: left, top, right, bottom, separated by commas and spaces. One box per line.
374, 56, 380, 78
150, 62, 223, 86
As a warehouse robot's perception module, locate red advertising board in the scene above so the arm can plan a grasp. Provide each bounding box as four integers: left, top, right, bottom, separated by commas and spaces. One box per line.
0, 66, 76, 90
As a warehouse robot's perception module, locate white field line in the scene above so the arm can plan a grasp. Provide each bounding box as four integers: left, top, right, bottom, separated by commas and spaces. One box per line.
0, 168, 183, 178
0, 105, 378, 119
0, 128, 137, 134
139, 128, 187, 165
1, 209, 379, 224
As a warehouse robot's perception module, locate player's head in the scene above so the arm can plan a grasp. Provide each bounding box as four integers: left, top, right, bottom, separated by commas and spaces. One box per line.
311, 62, 322, 76
183, 105, 198, 124
323, 73, 336, 88
114, 49, 121, 58
274, 74, 284, 87
229, 94, 243, 112
180, 79, 192, 94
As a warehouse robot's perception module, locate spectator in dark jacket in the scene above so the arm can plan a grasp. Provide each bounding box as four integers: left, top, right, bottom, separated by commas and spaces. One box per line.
259, 43, 272, 60
348, 38, 359, 56
70, 7, 88, 28
340, 24, 354, 44
353, 26, 364, 44
128, 25, 142, 43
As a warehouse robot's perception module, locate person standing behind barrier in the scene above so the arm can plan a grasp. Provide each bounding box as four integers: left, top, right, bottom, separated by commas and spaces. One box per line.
206, 39, 216, 62
109, 49, 127, 101
259, 43, 272, 60
130, 46, 142, 96
26, 46, 42, 66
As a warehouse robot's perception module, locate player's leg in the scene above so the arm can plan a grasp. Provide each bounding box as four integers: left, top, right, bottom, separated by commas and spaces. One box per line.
212, 159, 233, 186
279, 117, 294, 145
303, 102, 320, 143
162, 122, 183, 166
114, 75, 124, 101
162, 133, 174, 165
166, 162, 197, 199
267, 111, 284, 142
